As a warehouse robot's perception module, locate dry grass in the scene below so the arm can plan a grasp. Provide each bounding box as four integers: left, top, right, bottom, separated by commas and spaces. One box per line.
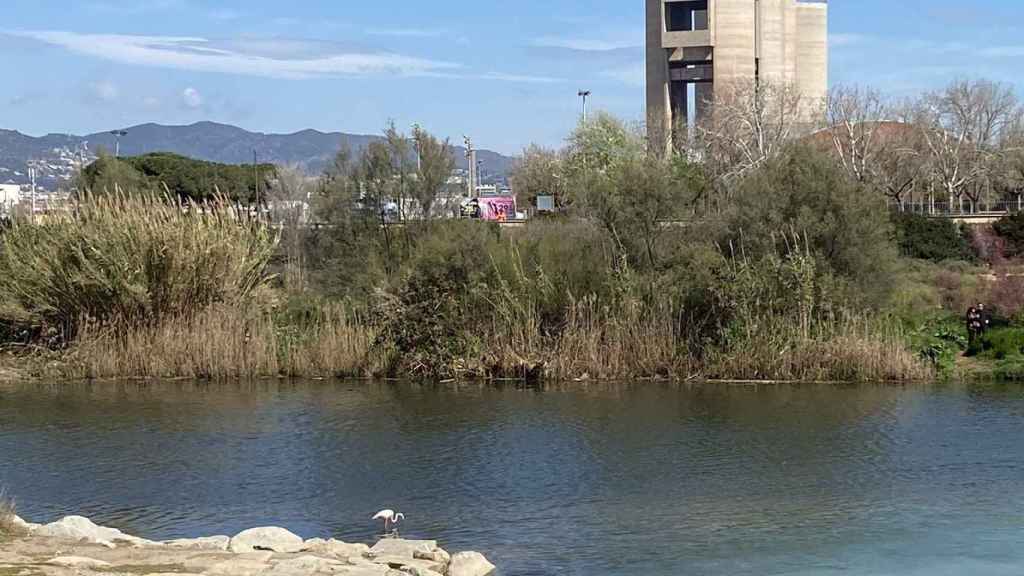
279, 304, 380, 378
66, 303, 381, 381
69, 306, 280, 380
0, 489, 25, 538
706, 315, 933, 382
0, 191, 276, 341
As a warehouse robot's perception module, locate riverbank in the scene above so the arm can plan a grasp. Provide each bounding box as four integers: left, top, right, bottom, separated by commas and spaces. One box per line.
0, 514, 495, 576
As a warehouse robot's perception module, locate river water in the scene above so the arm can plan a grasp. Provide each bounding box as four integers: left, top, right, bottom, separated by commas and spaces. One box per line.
1, 381, 1023, 575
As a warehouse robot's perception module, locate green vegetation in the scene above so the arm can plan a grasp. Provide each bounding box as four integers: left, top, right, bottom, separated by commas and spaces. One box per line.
893, 213, 972, 262
8, 77, 1024, 383
0, 192, 276, 344
993, 212, 1024, 258
78, 153, 277, 202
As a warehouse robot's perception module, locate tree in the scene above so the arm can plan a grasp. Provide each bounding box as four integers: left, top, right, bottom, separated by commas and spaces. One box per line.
824, 85, 889, 183
411, 124, 456, 218
510, 145, 567, 211
698, 79, 810, 193
384, 121, 415, 223
269, 165, 313, 292
75, 152, 150, 196
724, 144, 898, 304
913, 79, 1020, 212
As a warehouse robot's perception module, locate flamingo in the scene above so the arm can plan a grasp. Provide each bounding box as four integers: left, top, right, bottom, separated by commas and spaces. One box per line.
372, 509, 405, 537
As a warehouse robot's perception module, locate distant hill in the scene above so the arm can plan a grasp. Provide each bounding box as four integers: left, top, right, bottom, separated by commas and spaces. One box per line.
0, 121, 517, 190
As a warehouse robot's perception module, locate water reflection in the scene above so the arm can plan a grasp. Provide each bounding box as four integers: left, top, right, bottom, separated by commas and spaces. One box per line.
1, 381, 1023, 576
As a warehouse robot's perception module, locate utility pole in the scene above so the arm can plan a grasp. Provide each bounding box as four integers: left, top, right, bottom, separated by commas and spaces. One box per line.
463, 136, 475, 197
578, 90, 591, 123
110, 130, 128, 157
29, 164, 36, 224
253, 149, 260, 219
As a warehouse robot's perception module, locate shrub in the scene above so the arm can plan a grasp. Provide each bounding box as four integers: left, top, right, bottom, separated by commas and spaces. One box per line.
723, 145, 899, 306
993, 212, 1024, 258
892, 213, 972, 262
978, 328, 1024, 361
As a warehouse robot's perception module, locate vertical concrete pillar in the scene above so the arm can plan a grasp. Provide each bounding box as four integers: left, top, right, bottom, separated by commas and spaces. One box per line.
646, 0, 672, 144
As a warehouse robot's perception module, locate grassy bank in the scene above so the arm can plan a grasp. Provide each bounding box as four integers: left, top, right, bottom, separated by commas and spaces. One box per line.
0, 148, 942, 383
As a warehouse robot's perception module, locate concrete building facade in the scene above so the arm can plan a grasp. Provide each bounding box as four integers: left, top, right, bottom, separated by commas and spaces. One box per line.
646, 0, 827, 137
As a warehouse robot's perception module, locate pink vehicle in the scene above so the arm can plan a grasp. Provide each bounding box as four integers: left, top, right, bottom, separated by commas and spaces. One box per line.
476, 196, 517, 221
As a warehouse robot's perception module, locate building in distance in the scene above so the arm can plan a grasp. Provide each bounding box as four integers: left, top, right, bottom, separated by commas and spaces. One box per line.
646, 0, 828, 138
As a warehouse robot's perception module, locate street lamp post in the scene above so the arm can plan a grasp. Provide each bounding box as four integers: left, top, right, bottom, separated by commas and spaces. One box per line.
110, 130, 128, 157
578, 90, 591, 123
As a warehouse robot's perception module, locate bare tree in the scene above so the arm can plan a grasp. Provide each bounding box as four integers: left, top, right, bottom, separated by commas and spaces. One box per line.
269, 165, 313, 292
913, 79, 1020, 212
411, 124, 456, 219
825, 85, 889, 183
698, 80, 809, 194
510, 145, 567, 211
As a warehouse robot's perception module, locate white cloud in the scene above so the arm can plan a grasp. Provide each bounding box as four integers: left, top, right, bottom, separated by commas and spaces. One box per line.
4, 29, 462, 80
182, 87, 203, 109
477, 72, 564, 84
531, 36, 641, 52
980, 45, 1024, 58
367, 28, 449, 38
830, 33, 869, 47
88, 80, 119, 102
601, 64, 645, 87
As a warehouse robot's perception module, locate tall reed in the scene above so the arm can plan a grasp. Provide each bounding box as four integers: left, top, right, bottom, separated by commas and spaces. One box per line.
0, 191, 277, 339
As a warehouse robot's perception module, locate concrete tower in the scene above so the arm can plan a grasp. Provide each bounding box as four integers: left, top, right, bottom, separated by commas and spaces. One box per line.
646, 0, 827, 138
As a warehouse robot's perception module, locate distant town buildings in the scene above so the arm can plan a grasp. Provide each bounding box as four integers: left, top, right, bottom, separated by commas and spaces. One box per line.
646, 0, 828, 136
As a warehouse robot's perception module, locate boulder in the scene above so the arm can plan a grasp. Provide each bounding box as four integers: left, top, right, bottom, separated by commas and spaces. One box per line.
47, 556, 112, 568
34, 516, 156, 547
164, 536, 231, 550
369, 555, 444, 574
448, 552, 495, 576
302, 538, 371, 560
205, 552, 274, 576
403, 567, 445, 576
414, 549, 450, 564
228, 527, 304, 553
368, 539, 437, 559
264, 555, 345, 576
9, 515, 39, 533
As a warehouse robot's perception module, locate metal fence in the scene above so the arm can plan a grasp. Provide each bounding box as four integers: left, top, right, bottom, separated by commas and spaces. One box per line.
890, 197, 1024, 217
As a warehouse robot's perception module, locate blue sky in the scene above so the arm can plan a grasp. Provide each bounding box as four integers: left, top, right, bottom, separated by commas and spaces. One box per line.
1, 0, 1022, 154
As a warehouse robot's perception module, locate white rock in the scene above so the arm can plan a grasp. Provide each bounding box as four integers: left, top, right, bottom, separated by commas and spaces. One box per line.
228, 527, 304, 553
205, 553, 274, 576
414, 548, 450, 564
164, 535, 231, 550
35, 516, 156, 547
47, 556, 112, 568
8, 514, 39, 533
302, 538, 371, 559
368, 539, 437, 559
265, 555, 345, 576
449, 552, 495, 576
403, 567, 445, 576
370, 555, 444, 574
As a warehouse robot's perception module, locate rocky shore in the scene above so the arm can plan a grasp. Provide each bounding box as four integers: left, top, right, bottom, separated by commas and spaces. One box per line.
0, 515, 496, 576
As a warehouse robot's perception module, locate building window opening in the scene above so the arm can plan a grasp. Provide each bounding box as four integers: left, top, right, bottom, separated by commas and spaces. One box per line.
666, 1, 709, 32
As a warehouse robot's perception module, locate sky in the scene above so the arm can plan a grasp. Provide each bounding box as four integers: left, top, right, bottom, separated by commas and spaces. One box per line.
1, 0, 1023, 155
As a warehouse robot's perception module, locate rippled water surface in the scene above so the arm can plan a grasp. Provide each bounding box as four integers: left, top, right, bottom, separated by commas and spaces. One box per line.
2, 381, 1024, 575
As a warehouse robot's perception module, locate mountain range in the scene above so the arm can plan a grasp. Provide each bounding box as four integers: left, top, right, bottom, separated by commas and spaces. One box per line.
0, 121, 517, 190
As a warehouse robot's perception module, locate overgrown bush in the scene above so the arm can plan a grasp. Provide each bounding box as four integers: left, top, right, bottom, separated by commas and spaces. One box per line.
993, 212, 1024, 258
722, 145, 898, 306
892, 213, 972, 262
